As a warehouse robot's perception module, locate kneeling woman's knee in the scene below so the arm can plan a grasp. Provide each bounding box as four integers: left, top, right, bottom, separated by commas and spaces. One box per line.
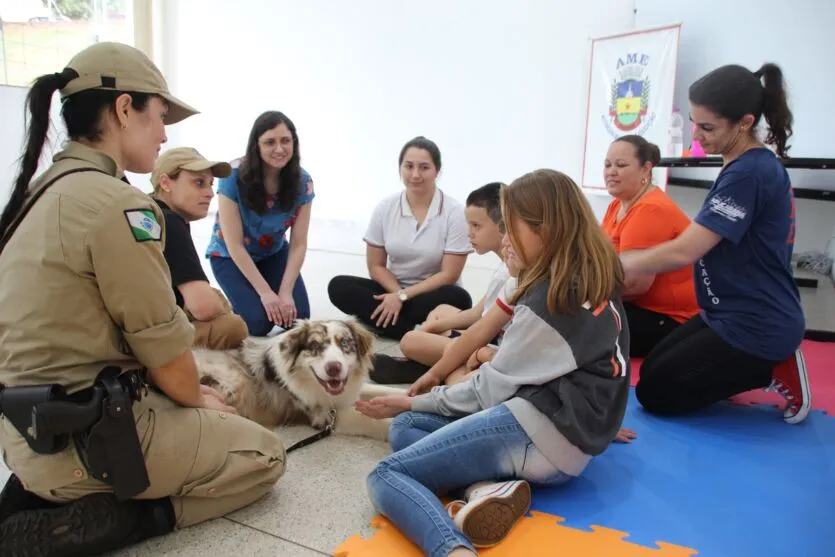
634, 367, 672, 415
242, 314, 273, 337
448, 287, 473, 310
327, 275, 351, 301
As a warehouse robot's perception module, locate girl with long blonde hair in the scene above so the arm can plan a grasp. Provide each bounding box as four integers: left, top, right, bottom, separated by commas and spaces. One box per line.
357, 169, 633, 557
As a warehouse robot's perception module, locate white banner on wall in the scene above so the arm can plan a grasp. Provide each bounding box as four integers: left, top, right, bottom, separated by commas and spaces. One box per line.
581, 23, 681, 192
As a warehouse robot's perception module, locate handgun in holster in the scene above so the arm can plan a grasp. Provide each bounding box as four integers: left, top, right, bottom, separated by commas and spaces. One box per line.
0, 367, 151, 501
0, 382, 76, 454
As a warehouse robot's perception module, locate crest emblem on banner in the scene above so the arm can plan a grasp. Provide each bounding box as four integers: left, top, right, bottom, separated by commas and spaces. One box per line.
583, 24, 681, 191
608, 53, 651, 132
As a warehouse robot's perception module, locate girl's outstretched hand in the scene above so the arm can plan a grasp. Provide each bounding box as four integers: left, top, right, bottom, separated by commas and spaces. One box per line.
355, 394, 413, 420
614, 427, 638, 444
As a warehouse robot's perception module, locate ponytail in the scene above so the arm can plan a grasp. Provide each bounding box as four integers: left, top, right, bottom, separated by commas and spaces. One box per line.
690, 63, 795, 159
754, 63, 794, 158
0, 68, 77, 237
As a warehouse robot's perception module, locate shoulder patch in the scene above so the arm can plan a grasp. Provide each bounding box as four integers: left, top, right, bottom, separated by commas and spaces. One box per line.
124, 209, 162, 242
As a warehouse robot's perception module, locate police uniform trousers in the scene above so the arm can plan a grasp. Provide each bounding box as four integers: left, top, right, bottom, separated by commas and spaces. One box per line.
0, 389, 285, 528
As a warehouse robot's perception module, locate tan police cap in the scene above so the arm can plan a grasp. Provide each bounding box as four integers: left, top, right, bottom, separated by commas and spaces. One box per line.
151, 147, 232, 188
60, 42, 198, 124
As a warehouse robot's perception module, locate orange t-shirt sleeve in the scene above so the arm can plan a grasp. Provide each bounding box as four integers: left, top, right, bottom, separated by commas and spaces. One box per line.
618, 204, 678, 252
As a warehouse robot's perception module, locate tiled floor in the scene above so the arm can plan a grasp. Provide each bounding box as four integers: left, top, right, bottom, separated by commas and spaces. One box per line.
0, 217, 498, 556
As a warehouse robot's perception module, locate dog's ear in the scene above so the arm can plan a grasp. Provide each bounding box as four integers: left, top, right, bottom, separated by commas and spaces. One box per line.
343, 318, 375, 359
278, 322, 309, 368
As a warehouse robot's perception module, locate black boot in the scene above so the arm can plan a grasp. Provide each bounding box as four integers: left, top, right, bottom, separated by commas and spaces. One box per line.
0, 475, 60, 524
0, 491, 176, 557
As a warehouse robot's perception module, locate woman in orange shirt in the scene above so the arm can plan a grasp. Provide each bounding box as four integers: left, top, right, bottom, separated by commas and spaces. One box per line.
601, 135, 699, 357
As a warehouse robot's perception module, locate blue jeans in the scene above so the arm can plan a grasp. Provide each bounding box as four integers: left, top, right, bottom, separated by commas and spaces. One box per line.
210, 247, 310, 336
367, 404, 571, 557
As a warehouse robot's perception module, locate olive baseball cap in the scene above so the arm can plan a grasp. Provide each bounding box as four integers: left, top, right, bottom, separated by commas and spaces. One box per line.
60, 42, 199, 124
151, 147, 232, 189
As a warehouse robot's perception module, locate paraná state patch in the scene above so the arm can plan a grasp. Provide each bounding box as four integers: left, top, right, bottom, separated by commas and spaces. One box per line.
124, 209, 161, 242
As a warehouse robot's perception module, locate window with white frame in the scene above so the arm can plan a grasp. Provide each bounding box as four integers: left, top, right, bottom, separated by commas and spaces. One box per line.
0, 0, 135, 87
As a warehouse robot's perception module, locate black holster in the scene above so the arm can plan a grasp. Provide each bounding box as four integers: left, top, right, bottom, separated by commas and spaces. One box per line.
0, 366, 151, 501
73, 367, 151, 501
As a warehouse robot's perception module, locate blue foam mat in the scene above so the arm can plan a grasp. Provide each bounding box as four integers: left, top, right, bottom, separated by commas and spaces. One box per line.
530, 389, 835, 556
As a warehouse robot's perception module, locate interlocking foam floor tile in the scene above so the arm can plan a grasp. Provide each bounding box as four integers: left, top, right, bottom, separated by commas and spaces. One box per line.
333, 511, 698, 557
530, 390, 835, 556
337, 343, 834, 557
336, 392, 835, 557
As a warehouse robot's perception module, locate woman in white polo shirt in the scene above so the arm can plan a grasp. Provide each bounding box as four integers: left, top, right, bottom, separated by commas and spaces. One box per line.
328, 136, 473, 340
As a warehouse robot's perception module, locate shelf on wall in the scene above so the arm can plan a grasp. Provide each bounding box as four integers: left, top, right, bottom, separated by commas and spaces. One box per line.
659, 157, 835, 169
658, 157, 835, 202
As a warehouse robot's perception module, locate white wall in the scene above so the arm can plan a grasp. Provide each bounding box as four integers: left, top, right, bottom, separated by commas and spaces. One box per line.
0, 85, 66, 207
633, 0, 835, 261
155, 0, 636, 228
3, 0, 832, 267
155, 0, 834, 260
636, 0, 835, 190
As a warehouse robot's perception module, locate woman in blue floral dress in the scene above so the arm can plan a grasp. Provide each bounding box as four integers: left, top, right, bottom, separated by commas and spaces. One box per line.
206, 111, 314, 335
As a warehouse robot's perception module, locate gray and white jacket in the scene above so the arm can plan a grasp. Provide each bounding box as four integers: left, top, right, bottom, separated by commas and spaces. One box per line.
412, 279, 631, 476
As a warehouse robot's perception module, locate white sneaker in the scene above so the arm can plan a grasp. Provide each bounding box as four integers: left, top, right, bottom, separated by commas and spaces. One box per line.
445, 480, 531, 547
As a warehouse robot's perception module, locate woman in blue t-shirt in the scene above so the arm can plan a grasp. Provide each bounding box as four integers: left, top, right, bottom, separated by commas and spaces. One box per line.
621, 63, 810, 424
206, 111, 314, 336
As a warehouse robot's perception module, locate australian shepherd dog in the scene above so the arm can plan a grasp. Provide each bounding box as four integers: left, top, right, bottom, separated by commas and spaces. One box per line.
192, 318, 404, 442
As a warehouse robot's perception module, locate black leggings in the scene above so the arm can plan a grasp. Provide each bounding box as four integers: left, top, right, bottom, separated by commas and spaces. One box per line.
327, 275, 473, 341
623, 302, 682, 358
636, 314, 777, 416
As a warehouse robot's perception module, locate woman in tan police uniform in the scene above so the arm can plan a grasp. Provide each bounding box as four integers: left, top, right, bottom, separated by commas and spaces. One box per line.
0, 42, 285, 555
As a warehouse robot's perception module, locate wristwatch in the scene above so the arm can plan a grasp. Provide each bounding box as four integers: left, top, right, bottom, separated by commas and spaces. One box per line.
397, 289, 408, 302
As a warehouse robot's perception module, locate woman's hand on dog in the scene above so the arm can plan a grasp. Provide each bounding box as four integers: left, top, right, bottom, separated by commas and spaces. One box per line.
200, 384, 226, 401
370, 293, 402, 329
199, 385, 238, 415
355, 394, 412, 419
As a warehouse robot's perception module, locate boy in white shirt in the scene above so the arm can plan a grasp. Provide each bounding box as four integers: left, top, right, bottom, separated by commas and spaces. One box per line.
400, 182, 510, 354
371, 183, 516, 384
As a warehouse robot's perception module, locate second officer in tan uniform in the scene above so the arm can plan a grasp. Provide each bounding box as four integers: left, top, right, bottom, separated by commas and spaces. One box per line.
0, 42, 285, 555
150, 147, 249, 350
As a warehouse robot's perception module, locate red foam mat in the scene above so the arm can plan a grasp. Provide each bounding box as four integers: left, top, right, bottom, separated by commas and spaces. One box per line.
629, 339, 835, 416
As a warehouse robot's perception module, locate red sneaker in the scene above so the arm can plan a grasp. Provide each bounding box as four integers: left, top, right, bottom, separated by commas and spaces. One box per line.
766, 350, 812, 424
